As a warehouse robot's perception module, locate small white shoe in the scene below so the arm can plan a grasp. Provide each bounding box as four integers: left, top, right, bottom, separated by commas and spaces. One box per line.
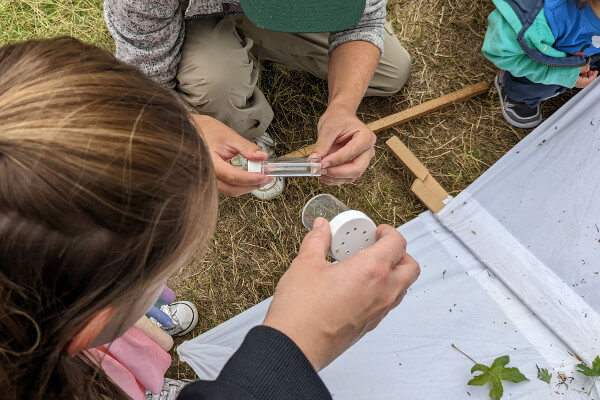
150, 301, 199, 337
231, 132, 285, 200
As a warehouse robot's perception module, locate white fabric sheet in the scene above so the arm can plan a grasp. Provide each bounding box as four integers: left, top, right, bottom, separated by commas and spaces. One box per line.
179, 213, 593, 399
438, 79, 600, 365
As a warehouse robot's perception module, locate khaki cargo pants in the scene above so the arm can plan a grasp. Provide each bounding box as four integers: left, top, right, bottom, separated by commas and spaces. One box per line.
176, 16, 411, 140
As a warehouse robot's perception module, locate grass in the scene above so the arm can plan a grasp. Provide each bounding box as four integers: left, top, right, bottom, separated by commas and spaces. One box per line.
0, 0, 112, 49
1, 0, 576, 380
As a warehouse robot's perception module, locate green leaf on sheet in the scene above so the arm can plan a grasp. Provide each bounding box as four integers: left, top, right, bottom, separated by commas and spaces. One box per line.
576, 355, 600, 377
468, 355, 528, 400
536, 365, 551, 385
576, 356, 600, 396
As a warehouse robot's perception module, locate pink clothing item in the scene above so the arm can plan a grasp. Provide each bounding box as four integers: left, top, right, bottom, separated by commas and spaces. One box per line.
87, 347, 146, 400
87, 326, 172, 399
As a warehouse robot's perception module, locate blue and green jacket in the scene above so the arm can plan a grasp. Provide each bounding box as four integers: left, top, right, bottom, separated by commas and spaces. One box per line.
483, 0, 588, 87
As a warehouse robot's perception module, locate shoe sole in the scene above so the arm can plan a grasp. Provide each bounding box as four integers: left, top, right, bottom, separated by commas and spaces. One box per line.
494, 73, 542, 129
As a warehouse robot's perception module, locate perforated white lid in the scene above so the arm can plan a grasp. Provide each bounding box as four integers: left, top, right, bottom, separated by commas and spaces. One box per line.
328, 210, 377, 261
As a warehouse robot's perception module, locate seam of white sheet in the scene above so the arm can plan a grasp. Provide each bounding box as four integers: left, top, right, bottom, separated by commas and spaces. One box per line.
421, 212, 568, 365
436, 195, 600, 366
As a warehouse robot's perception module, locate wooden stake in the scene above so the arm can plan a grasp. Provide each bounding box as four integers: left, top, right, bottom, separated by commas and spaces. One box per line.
411, 179, 446, 213
386, 136, 449, 213
282, 81, 488, 158
385, 135, 429, 181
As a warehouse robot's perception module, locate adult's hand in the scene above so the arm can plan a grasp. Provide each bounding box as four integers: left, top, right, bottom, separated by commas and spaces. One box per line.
263, 217, 420, 371
311, 104, 376, 185
192, 114, 272, 196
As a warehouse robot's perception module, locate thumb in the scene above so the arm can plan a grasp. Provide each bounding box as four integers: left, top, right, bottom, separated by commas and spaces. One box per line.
230, 134, 268, 161
297, 217, 332, 260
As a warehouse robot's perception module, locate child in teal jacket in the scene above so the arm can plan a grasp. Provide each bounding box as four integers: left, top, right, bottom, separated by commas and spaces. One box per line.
483, 0, 600, 128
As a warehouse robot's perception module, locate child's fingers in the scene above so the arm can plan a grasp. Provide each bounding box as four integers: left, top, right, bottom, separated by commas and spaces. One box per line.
214, 157, 270, 186
217, 180, 271, 197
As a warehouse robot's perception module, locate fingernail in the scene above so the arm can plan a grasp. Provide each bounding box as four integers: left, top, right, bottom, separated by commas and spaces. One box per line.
254, 151, 267, 157
313, 217, 325, 228
309, 152, 318, 160
321, 169, 328, 176
262, 177, 272, 184
323, 161, 331, 168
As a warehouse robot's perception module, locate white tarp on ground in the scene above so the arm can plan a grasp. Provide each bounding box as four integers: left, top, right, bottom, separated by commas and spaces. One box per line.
178, 82, 600, 399
437, 79, 600, 365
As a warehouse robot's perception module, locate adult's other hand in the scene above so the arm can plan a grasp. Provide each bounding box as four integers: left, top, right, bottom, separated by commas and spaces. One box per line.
311, 104, 376, 186
263, 217, 420, 371
192, 114, 272, 196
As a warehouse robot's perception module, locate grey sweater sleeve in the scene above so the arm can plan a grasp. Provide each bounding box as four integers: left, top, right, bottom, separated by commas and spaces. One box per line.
329, 0, 388, 56
104, 0, 184, 89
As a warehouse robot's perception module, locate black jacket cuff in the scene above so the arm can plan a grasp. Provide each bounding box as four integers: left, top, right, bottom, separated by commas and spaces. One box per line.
178, 325, 332, 400
217, 325, 331, 400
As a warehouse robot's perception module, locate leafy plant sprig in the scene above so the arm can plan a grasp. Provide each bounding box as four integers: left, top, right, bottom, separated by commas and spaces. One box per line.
452, 344, 528, 400
536, 365, 551, 385
576, 355, 600, 396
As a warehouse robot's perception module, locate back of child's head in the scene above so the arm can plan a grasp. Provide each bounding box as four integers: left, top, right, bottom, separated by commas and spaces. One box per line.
0, 37, 217, 399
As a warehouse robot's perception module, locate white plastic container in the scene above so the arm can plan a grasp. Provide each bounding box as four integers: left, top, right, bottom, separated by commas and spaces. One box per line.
302, 194, 377, 261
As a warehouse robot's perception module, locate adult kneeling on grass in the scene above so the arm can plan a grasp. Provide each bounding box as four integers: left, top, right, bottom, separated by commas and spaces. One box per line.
104, 0, 412, 199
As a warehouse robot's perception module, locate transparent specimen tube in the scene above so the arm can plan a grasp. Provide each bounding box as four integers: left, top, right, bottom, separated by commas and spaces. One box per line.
248, 157, 321, 177
302, 194, 349, 230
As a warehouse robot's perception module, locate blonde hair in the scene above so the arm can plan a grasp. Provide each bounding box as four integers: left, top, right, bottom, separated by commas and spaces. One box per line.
0, 37, 217, 399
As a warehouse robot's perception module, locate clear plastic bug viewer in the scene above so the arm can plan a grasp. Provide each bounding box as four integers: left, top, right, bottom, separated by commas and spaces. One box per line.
248, 157, 321, 177
302, 194, 377, 261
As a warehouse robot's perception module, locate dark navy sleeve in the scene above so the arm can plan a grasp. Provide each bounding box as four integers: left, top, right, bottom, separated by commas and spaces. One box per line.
177, 326, 332, 400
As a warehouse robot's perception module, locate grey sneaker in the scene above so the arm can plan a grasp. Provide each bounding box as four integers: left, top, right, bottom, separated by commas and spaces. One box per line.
150, 301, 199, 337
230, 132, 285, 200
146, 378, 191, 400
495, 71, 542, 129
